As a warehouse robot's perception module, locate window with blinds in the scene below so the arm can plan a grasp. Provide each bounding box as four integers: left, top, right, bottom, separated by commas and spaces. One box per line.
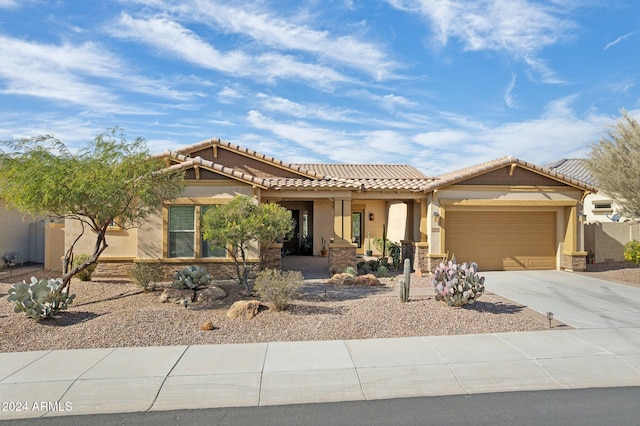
169, 206, 195, 258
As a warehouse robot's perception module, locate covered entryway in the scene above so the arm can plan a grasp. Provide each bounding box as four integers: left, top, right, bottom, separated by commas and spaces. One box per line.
445, 210, 556, 270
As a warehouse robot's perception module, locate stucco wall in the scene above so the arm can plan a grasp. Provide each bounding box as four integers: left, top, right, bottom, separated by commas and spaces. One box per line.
0, 202, 44, 264
584, 222, 640, 263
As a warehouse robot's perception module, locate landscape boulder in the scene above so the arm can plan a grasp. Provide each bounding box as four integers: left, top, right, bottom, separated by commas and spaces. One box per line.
196, 286, 227, 302
159, 288, 194, 304
355, 274, 381, 286
227, 300, 263, 319
327, 273, 356, 286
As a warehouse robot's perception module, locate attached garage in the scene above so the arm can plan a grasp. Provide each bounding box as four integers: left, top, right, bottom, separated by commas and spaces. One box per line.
445, 210, 556, 270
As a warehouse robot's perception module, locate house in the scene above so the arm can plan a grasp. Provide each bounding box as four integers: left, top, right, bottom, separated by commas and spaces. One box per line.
64, 138, 596, 277
546, 158, 639, 263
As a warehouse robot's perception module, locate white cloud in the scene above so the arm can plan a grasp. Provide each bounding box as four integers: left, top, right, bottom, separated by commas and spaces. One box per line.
386, 0, 575, 83
111, 14, 350, 88
503, 74, 517, 108
181, 0, 397, 80
0, 0, 19, 8
0, 35, 196, 112
257, 94, 359, 123
604, 30, 639, 50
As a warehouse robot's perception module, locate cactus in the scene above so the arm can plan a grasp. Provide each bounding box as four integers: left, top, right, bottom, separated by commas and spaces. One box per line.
172, 265, 210, 290
7, 277, 75, 320
400, 258, 411, 302
431, 258, 485, 306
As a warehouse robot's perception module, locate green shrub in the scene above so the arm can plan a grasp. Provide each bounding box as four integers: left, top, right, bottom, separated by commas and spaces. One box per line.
431, 258, 485, 306
130, 263, 166, 292
624, 240, 640, 264
72, 254, 97, 281
172, 265, 210, 290
7, 277, 75, 320
344, 266, 357, 276
254, 269, 303, 311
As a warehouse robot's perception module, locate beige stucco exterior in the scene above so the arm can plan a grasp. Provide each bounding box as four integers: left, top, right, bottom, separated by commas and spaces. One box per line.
54, 140, 594, 277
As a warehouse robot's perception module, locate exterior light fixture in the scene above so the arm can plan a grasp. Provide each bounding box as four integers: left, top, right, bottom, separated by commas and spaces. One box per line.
433, 211, 440, 223
546, 312, 553, 329
369, 213, 374, 221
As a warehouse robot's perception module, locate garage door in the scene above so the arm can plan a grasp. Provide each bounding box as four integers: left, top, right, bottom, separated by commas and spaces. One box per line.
445, 211, 556, 270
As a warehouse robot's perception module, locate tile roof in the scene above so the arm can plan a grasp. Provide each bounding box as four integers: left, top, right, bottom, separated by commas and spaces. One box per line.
422, 156, 597, 192
293, 163, 429, 179
156, 142, 596, 193
157, 138, 325, 180
545, 158, 596, 187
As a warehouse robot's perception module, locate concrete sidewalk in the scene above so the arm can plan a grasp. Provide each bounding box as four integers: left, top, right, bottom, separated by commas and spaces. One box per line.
3, 270, 640, 420
1, 328, 640, 420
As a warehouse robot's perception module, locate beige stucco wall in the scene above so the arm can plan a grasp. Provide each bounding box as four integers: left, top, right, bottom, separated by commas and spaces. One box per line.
387, 202, 408, 244
313, 199, 334, 255
44, 223, 65, 271
0, 201, 45, 264
585, 222, 640, 262
64, 219, 139, 259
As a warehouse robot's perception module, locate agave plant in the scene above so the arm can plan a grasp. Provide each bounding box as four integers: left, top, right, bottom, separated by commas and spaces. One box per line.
431, 258, 485, 306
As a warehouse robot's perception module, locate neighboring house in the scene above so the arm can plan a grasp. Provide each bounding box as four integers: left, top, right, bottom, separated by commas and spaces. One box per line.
65, 139, 595, 276
546, 159, 639, 263
545, 159, 629, 223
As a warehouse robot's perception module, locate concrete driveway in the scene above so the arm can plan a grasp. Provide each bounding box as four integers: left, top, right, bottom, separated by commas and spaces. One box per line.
483, 270, 640, 329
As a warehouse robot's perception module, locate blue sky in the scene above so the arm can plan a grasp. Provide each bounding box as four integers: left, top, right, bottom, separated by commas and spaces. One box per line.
1, 0, 638, 175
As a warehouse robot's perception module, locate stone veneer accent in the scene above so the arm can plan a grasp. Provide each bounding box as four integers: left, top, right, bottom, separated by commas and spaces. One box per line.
95, 260, 260, 281
561, 252, 587, 272
328, 244, 357, 274
413, 242, 429, 275
261, 243, 283, 271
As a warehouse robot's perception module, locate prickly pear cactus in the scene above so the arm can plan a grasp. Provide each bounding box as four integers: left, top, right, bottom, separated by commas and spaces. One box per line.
172, 265, 210, 290
7, 277, 76, 320
431, 258, 485, 306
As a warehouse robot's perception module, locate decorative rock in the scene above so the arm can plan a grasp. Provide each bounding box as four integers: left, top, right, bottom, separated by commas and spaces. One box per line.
355, 274, 381, 286
200, 320, 215, 331
226, 300, 262, 319
327, 273, 356, 286
196, 286, 227, 302
159, 288, 194, 304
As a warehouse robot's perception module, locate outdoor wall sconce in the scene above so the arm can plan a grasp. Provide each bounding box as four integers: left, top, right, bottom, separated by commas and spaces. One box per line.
579, 213, 587, 222
369, 213, 374, 221
433, 211, 440, 223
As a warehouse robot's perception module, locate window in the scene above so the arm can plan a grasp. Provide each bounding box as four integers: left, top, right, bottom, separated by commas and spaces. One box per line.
592, 199, 613, 215
168, 205, 227, 258
352, 212, 363, 248
169, 206, 195, 258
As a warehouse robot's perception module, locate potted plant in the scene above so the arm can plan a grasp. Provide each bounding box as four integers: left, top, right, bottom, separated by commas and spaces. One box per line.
365, 232, 373, 256
320, 237, 328, 256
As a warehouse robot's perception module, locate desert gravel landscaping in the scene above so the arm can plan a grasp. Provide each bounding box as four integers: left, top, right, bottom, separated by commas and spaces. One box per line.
1, 261, 638, 353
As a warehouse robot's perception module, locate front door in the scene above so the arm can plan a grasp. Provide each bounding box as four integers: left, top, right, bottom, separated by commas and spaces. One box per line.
352, 211, 364, 253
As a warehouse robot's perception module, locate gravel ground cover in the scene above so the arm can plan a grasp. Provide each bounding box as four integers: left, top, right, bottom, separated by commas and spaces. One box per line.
1, 262, 637, 353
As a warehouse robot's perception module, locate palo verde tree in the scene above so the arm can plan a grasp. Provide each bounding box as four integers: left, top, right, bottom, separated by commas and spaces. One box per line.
201, 195, 294, 294
585, 110, 640, 219
0, 127, 184, 295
